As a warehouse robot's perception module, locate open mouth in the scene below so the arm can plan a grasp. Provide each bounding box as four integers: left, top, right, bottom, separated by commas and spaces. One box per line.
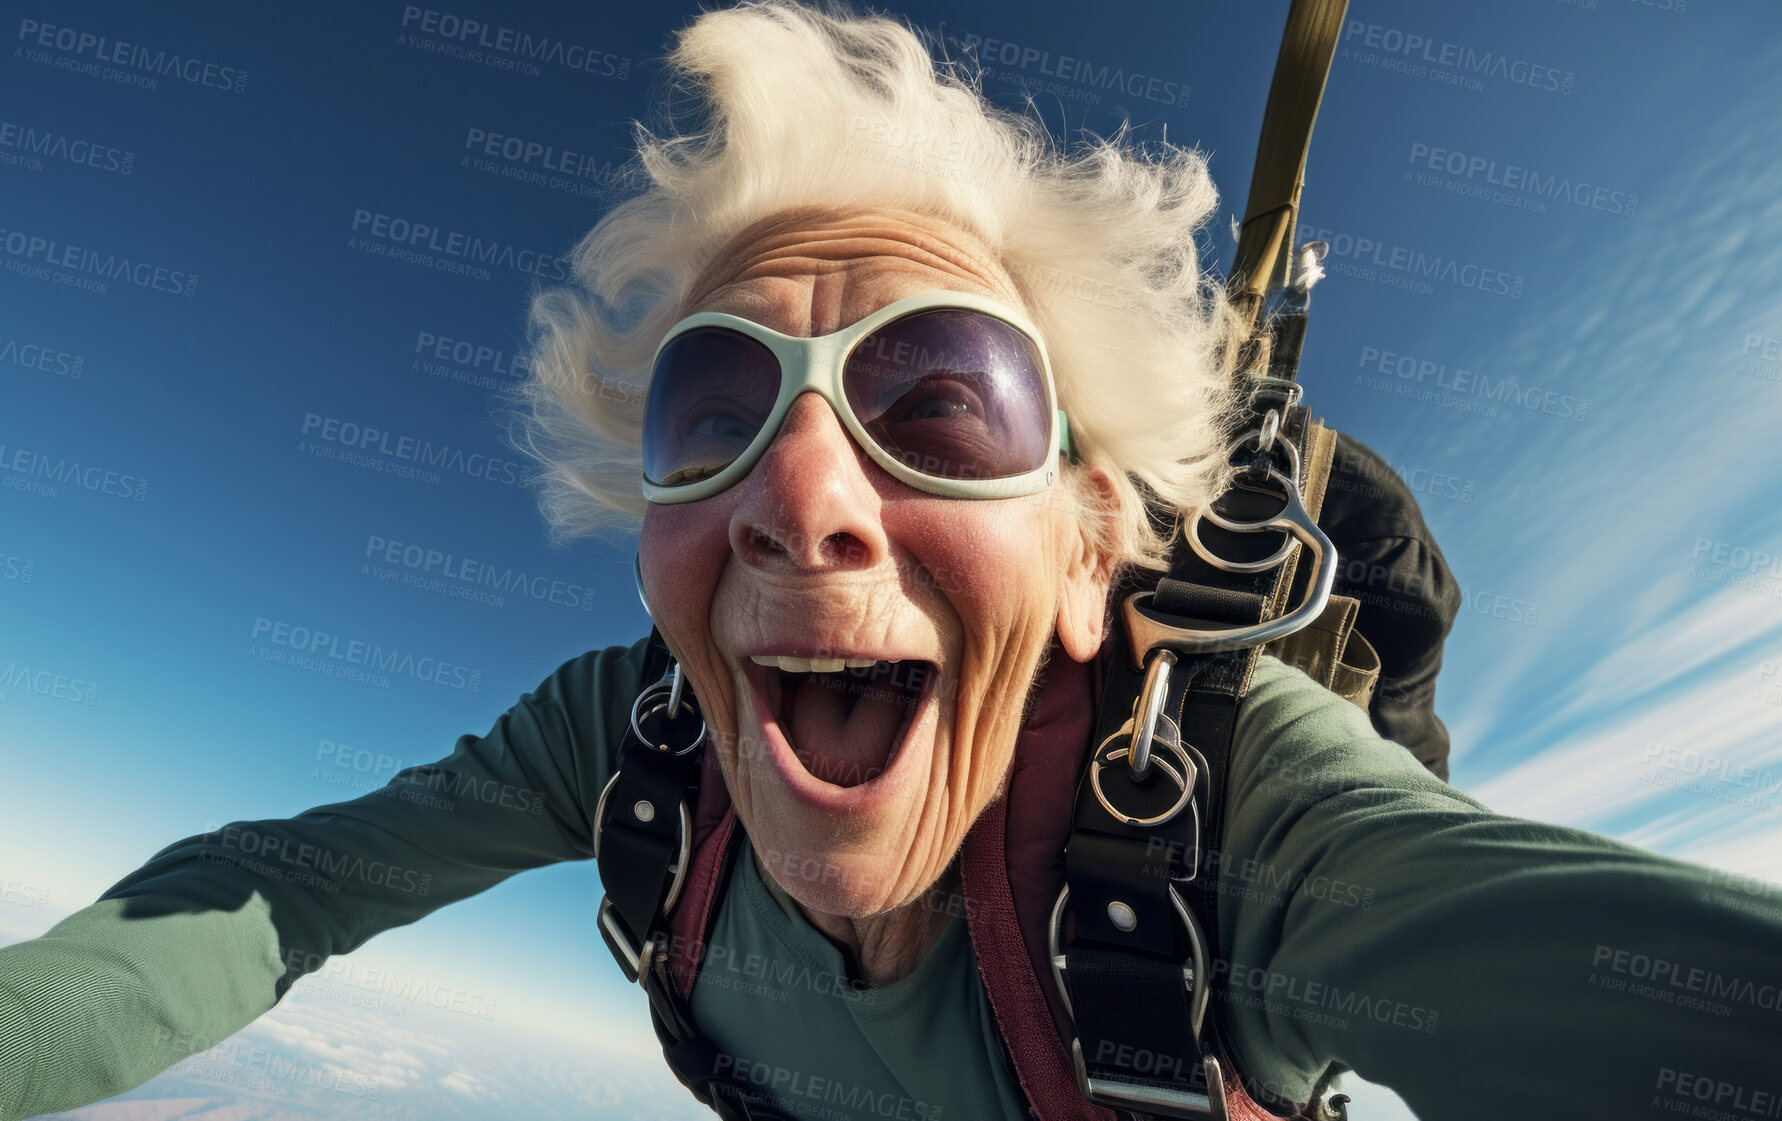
748, 655, 936, 788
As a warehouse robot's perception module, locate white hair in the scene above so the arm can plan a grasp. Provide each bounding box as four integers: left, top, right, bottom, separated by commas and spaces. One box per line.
512, 0, 1248, 574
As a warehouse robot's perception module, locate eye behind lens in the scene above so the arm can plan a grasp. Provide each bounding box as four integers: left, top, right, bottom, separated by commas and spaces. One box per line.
642, 327, 781, 487
844, 309, 1053, 482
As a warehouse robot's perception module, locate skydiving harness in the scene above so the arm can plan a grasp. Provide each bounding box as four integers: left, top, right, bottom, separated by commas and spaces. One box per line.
593, 1, 1368, 1117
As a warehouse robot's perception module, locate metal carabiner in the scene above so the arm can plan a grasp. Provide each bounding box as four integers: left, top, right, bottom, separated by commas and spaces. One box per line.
1129, 649, 1176, 780
1253, 408, 1281, 457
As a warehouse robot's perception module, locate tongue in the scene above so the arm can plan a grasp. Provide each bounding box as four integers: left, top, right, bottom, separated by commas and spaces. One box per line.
784, 670, 913, 787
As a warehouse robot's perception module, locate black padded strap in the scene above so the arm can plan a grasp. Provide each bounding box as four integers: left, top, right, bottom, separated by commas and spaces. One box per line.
1062, 412, 1321, 1118
595, 631, 700, 962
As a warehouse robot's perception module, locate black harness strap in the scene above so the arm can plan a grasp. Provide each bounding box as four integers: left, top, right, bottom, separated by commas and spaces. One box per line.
1057, 410, 1326, 1121
594, 631, 704, 979
592, 634, 797, 1119
1053, 0, 1353, 1111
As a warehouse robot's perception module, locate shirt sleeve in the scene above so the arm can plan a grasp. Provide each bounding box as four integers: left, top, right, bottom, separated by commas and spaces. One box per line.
0, 637, 650, 1121
1218, 655, 1781, 1121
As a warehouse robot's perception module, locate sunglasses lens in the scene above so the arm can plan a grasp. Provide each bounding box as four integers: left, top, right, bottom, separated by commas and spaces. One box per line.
643, 328, 781, 487
844, 310, 1052, 481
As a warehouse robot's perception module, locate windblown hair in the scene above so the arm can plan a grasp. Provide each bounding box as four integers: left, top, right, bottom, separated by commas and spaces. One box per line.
514, 0, 1247, 574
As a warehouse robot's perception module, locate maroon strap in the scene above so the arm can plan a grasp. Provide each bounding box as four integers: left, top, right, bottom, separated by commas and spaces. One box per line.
668, 746, 738, 1002
962, 648, 1112, 1121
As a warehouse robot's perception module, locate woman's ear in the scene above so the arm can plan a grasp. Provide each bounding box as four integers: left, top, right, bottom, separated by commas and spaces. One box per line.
1056, 465, 1121, 663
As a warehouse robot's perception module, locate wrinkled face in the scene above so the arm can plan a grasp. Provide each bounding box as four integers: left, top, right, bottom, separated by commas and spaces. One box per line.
637, 208, 1110, 918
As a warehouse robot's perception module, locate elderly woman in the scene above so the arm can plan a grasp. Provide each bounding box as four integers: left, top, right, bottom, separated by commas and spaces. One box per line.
1, 4, 1775, 1121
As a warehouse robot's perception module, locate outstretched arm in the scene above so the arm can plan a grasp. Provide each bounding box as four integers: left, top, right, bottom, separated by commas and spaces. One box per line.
1221, 655, 1777, 1120
0, 637, 650, 1120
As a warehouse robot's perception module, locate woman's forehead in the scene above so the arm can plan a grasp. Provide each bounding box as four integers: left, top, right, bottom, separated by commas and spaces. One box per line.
685, 208, 1023, 336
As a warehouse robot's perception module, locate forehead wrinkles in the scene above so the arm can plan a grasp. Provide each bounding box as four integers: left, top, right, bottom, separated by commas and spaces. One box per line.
685, 210, 1020, 329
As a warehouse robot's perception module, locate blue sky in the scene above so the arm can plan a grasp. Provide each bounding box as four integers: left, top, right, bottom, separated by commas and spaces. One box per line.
4, 1, 1780, 1118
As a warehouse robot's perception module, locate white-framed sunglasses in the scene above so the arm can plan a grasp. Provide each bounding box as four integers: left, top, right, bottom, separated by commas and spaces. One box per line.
640, 289, 1076, 503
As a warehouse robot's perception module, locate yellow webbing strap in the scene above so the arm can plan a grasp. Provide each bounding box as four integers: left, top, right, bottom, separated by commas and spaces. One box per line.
1227, 0, 1351, 329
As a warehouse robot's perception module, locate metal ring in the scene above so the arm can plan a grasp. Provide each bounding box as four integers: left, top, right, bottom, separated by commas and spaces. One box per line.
1187, 463, 1309, 574
1243, 374, 1304, 411
1228, 425, 1302, 489
1091, 732, 1192, 829
630, 685, 707, 756
1129, 649, 1176, 780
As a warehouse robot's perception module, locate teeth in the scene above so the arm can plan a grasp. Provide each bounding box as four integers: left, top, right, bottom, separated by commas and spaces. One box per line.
751, 654, 810, 672
749, 654, 891, 673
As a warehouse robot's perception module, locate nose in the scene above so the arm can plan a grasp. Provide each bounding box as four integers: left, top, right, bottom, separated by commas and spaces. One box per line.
729, 392, 888, 572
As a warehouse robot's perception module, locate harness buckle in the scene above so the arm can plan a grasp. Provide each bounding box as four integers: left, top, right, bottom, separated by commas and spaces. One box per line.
597, 895, 654, 983
1047, 883, 1222, 1118
1068, 1043, 1232, 1121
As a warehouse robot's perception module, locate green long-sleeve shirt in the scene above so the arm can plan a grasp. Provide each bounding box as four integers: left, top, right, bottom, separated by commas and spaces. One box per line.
2, 643, 1777, 1120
